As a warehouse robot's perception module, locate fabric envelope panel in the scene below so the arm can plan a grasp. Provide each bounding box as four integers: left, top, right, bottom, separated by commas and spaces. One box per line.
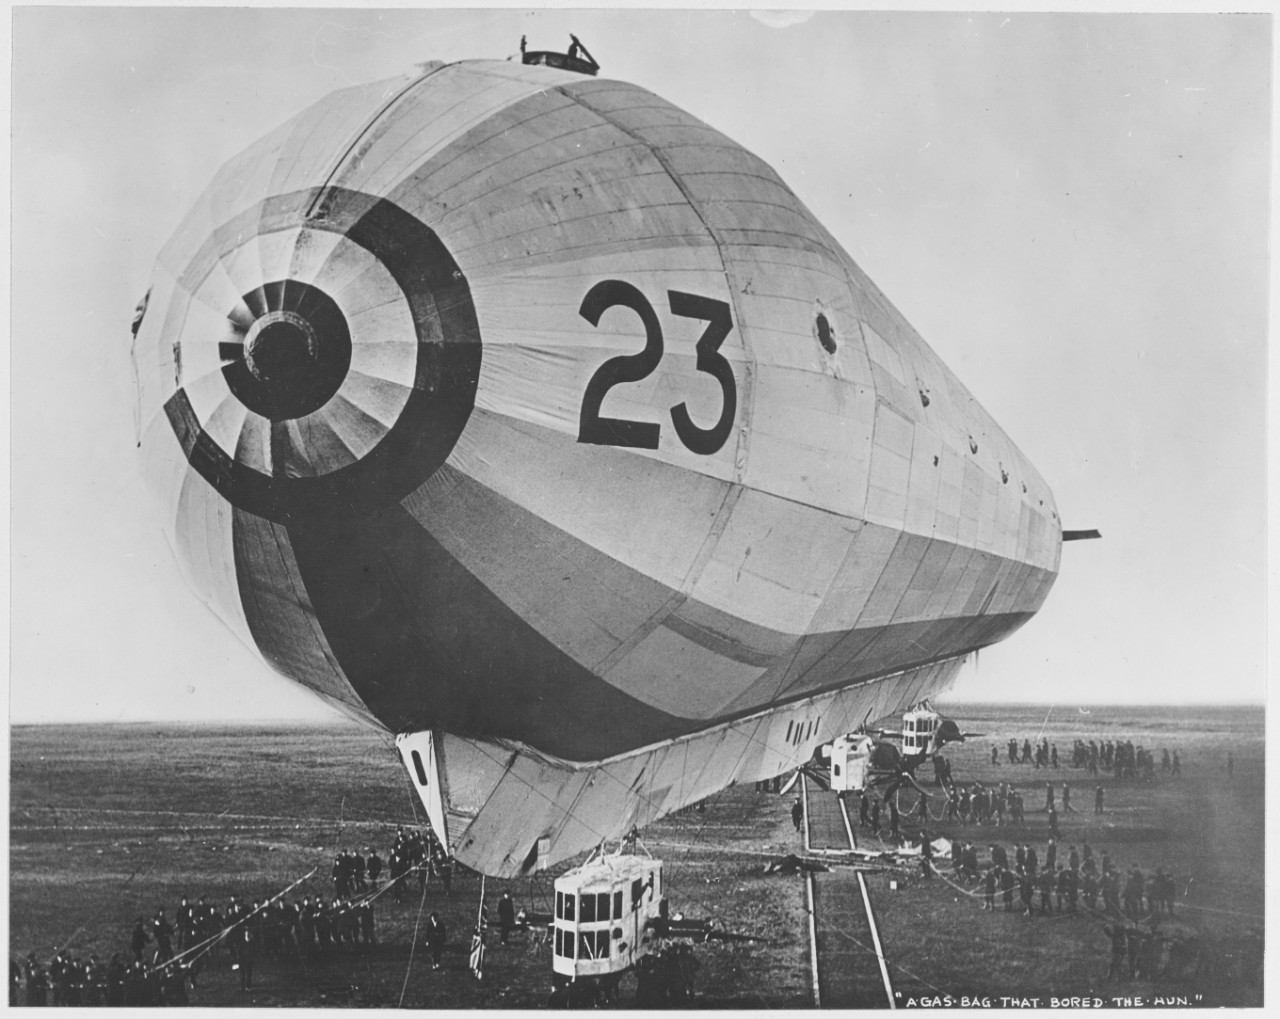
740, 364, 876, 516
251, 77, 404, 203
854, 530, 934, 630
685, 485, 860, 636
601, 624, 768, 719
443, 408, 733, 597
806, 521, 902, 635
903, 424, 945, 537
892, 536, 962, 624
324, 67, 572, 201
171, 468, 255, 650
400, 464, 674, 676
864, 400, 915, 527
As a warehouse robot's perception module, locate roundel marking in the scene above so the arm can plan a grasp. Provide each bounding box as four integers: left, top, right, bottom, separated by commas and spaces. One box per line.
221, 281, 352, 421
162, 187, 482, 524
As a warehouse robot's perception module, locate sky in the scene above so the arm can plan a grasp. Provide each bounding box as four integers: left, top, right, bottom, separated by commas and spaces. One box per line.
8, 8, 1271, 723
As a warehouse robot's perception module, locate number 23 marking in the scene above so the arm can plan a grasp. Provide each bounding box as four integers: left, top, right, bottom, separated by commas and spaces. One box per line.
577, 280, 737, 455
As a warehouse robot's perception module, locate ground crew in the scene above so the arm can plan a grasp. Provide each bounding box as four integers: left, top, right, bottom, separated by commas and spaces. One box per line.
237, 926, 257, 990
129, 918, 151, 964
1104, 922, 1128, 979
498, 891, 516, 944
425, 912, 447, 970
1037, 868, 1054, 915
152, 908, 174, 963
791, 798, 804, 833
1082, 869, 1099, 910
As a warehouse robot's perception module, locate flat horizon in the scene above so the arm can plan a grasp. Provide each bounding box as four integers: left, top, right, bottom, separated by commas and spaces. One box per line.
8, 697, 1266, 729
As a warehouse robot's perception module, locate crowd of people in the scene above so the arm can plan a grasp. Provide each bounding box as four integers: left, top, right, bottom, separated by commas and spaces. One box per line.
9, 826, 465, 1006
904, 731, 1197, 986
944, 836, 1178, 921
997, 736, 1178, 782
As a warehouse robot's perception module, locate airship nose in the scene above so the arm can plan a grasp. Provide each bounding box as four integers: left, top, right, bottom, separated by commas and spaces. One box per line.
222, 281, 351, 423
244, 311, 316, 383
148, 188, 483, 524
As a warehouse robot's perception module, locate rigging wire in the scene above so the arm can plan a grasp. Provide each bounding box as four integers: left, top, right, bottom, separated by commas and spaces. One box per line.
162, 866, 318, 973
397, 878, 431, 1008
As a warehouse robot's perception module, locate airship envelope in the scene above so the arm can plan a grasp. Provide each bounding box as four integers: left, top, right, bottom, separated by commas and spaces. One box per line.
133, 58, 1062, 876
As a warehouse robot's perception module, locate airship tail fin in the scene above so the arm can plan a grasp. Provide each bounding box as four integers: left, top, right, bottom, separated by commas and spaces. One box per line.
396, 731, 451, 850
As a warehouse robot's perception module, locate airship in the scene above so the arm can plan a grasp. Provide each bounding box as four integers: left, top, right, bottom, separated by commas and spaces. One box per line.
132, 47, 1065, 877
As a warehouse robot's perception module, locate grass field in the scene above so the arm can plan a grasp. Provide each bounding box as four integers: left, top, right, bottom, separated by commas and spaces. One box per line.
9, 722, 807, 1008
9, 702, 1263, 1007
815, 702, 1265, 1008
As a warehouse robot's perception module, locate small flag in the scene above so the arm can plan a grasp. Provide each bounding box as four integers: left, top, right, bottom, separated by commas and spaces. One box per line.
469, 928, 485, 981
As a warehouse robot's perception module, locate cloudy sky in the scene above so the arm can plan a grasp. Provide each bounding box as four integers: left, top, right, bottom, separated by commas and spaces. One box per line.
10, 8, 1270, 722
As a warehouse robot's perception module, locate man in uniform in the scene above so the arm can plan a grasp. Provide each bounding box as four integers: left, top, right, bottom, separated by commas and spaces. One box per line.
1103, 922, 1129, 979
1037, 868, 1054, 915
791, 797, 804, 833
438, 853, 454, 896
1019, 869, 1035, 915
1001, 865, 1016, 912
1082, 868, 1099, 910
426, 912, 447, 970
153, 907, 174, 963
982, 866, 997, 911
237, 925, 257, 991
130, 917, 152, 964
1095, 785, 1105, 814
498, 891, 517, 945
177, 896, 194, 953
